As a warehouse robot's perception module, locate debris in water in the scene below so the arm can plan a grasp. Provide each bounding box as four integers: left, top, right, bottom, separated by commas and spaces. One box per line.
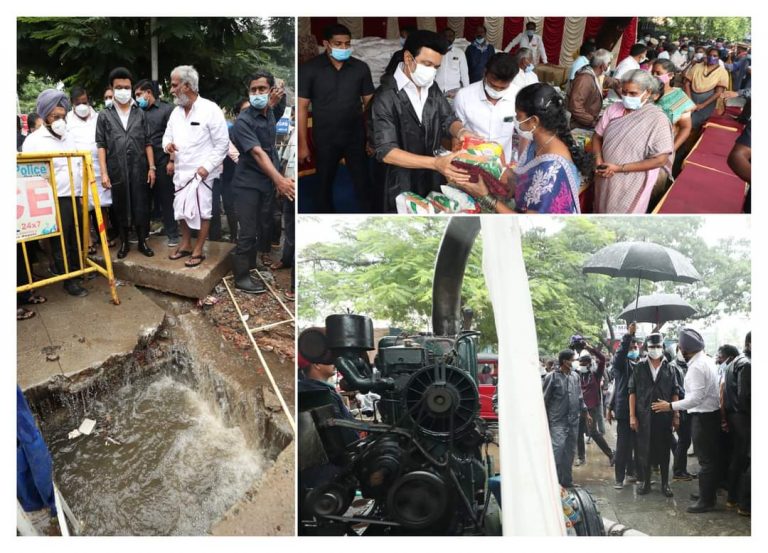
78, 418, 96, 436
42, 345, 62, 362
105, 436, 122, 446
198, 296, 219, 308
67, 430, 81, 440
242, 313, 250, 322
46, 353, 60, 362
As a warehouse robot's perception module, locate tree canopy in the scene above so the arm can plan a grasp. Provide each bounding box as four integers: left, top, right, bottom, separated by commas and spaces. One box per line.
298, 217, 750, 356
641, 17, 751, 42
17, 17, 294, 111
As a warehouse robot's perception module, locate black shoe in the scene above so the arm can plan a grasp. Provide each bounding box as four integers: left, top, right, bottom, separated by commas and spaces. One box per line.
673, 472, 693, 481
687, 500, 715, 513
662, 485, 674, 498
689, 492, 700, 501
64, 280, 88, 297
118, 229, 131, 259
136, 226, 154, 257
636, 482, 651, 495
232, 254, 266, 294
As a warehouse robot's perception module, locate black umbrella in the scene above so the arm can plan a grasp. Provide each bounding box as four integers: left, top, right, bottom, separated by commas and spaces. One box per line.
618, 294, 696, 326
582, 241, 701, 311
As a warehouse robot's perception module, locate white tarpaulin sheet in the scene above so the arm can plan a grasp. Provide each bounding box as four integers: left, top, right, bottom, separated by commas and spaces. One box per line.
481, 216, 566, 536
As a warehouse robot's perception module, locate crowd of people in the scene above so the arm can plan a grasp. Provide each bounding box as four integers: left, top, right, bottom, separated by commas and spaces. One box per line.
299, 24, 751, 214
17, 64, 296, 320
541, 326, 751, 516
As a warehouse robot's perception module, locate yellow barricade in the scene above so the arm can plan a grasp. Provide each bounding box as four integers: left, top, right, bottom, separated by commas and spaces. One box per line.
16, 150, 120, 305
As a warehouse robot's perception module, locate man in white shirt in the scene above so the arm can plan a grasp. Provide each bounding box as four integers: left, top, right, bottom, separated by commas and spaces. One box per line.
669, 44, 688, 70
511, 48, 539, 90
652, 328, 721, 513
607, 43, 648, 99
435, 28, 469, 98
162, 65, 229, 267
23, 89, 88, 297
504, 21, 548, 65
454, 52, 519, 163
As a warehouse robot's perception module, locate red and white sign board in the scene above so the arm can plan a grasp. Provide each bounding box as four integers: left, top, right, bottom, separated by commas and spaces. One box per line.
17, 161, 58, 240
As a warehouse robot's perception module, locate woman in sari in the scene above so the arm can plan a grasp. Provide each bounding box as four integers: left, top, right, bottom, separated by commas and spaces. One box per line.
653, 59, 696, 151
455, 83, 590, 214
684, 46, 730, 129
592, 69, 674, 214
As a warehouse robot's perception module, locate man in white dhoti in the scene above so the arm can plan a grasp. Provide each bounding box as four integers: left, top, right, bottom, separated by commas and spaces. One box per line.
162, 65, 229, 268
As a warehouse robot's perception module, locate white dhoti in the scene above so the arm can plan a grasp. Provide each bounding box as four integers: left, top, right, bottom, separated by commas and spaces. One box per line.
173, 173, 213, 230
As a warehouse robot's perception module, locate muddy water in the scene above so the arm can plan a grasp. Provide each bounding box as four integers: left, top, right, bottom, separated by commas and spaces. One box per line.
46, 375, 263, 536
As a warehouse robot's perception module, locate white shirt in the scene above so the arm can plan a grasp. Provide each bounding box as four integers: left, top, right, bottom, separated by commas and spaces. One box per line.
435, 46, 469, 93
670, 51, 687, 69
657, 51, 670, 60
66, 108, 101, 182
650, 361, 660, 381
355, 392, 381, 412
504, 32, 548, 65
22, 126, 83, 197
162, 95, 229, 187
607, 56, 641, 99
453, 80, 519, 162
672, 351, 720, 413
394, 63, 429, 123
512, 70, 539, 91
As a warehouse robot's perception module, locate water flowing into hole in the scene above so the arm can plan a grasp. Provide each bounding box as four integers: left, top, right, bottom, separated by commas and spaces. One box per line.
44, 375, 263, 535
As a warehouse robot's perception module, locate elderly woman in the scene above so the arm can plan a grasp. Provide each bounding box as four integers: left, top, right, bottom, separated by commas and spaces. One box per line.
653, 59, 696, 152
684, 46, 729, 129
592, 70, 674, 214
455, 83, 590, 214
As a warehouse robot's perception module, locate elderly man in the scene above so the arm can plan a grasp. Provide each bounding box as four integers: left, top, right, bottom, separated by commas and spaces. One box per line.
162, 65, 229, 268
230, 69, 295, 294
511, 48, 539, 90
568, 49, 617, 130
503, 21, 548, 65
543, 349, 590, 487
22, 89, 87, 296
652, 328, 721, 513
96, 67, 156, 259
629, 333, 680, 497
453, 53, 519, 163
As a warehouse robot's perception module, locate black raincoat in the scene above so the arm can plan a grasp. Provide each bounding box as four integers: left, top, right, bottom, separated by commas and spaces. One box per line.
95, 104, 151, 228
370, 74, 459, 212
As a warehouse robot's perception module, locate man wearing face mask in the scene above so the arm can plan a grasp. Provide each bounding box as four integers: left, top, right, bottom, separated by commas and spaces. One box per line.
103, 88, 114, 110
652, 328, 721, 513
298, 24, 375, 213
231, 70, 295, 294
511, 48, 539, 90
383, 25, 417, 78
435, 28, 469, 98
454, 53, 519, 163
575, 350, 615, 467
134, 79, 177, 248
629, 333, 680, 497
96, 67, 156, 260
543, 349, 590, 487
22, 89, 88, 297
607, 323, 641, 488
607, 43, 648, 100
568, 49, 618, 130
465, 24, 496, 84
503, 21, 548, 66
721, 332, 750, 516
370, 30, 475, 212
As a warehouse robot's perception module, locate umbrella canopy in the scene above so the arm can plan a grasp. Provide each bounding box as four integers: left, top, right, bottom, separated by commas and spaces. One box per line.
618, 294, 696, 325
582, 242, 701, 283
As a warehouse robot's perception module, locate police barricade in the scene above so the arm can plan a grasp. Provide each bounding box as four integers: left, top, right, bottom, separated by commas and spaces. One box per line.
17, 150, 120, 305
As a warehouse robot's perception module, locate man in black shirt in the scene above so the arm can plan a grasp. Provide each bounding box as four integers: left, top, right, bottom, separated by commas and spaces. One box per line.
231, 70, 295, 294
135, 79, 177, 246
722, 331, 750, 515
298, 23, 375, 212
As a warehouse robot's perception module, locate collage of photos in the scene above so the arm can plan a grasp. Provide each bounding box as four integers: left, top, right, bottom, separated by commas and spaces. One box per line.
15, 12, 751, 541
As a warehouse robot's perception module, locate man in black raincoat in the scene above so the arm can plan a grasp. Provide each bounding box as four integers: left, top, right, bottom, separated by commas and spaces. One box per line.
96, 67, 155, 258
370, 30, 476, 212
629, 333, 680, 497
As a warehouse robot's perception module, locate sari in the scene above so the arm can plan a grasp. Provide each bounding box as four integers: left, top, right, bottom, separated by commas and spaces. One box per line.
656, 87, 696, 125
513, 143, 581, 214
593, 102, 674, 214
686, 63, 730, 128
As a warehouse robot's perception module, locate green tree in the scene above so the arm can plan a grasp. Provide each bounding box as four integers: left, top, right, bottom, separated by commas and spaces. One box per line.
17, 72, 58, 114
17, 17, 294, 109
640, 17, 751, 42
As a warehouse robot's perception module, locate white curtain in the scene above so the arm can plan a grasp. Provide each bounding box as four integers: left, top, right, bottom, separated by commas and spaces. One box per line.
447, 16, 465, 37
485, 17, 505, 50
481, 216, 566, 536
386, 16, 400, 40
417, 17, 437, 32
560, 17, 587, 66
338, 17, 363, 39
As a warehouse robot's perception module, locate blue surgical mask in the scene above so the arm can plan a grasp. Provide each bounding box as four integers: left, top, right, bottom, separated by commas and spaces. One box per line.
525, 64, 535, 73
249, 93, 269, 110
627, 350, 639, 360
527, 30, 535, 38
621, 94, 645, 110
400, 37, 406, 47
331, 47, 352, 62
137, 97, 148, 109
475, 36, 486, 45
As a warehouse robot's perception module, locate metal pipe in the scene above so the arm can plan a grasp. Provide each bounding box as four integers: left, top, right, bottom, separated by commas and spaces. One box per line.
602, 517, 648, 536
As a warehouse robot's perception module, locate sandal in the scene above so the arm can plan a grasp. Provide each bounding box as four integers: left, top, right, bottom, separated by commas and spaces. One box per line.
282, 290, 295, 302
17, 307, 35, 320
184, 254, 206, 268
270, 260, 290, 271
24, 294, 47, 305
260, 255, 273, 268
169, 249, 192, 260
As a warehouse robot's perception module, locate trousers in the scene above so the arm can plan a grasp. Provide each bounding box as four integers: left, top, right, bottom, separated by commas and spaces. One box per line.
614, 417, 637, 483
726, 412, 750, 510
673, 411, 692, 474
691, 410, 721, 504
233, 187, 269, 257
551, 420, 579, 487
313, 132, 370, 212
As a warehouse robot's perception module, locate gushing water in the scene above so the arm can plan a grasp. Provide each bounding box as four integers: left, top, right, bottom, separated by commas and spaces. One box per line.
46, 375, 263, 535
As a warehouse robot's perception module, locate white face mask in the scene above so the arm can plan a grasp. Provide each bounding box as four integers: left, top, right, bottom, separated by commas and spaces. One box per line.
694, 52, 705, 61
484, 81, 509, 100
514, 115, 536, 141
50, 119, 67, 137
104, 99, 113, 108
676, 350, 686, 362
409, 61, 437, 88
647, 347, 664, 360
114, 89, 132, 105
74, 104, 90, 118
